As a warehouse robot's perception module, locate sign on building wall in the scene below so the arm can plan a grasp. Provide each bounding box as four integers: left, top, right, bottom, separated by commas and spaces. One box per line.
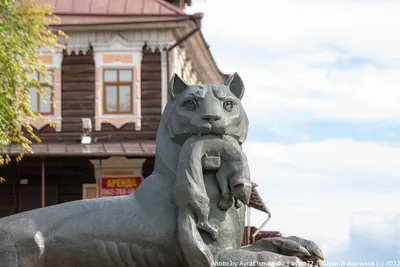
99, 177, 142, 197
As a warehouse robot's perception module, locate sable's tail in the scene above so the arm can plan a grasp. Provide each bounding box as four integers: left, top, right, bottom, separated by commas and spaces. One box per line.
177, 211, 214, 267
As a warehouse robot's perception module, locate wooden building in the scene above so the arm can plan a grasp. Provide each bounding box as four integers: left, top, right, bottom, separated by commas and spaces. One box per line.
0, 0, 225, 218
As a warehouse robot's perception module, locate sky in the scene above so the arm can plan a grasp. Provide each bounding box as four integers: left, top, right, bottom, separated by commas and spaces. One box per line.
186, 0, 400, 262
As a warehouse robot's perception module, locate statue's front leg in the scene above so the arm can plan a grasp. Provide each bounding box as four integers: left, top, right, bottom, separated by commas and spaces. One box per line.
214, 236, 324, 267
241, 236, 324, 266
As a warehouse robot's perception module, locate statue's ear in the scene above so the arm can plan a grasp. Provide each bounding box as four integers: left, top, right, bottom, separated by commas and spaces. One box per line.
169, 74, 188, 99
224, 72, 245, 100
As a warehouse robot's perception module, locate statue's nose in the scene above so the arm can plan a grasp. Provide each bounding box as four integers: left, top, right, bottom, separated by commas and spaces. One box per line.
202, 114, 221, 122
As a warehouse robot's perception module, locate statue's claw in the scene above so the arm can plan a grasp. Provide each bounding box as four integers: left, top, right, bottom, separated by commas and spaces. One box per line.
268, 237, 311, 258
298, 246, 311, 257
286, 236, 324, 262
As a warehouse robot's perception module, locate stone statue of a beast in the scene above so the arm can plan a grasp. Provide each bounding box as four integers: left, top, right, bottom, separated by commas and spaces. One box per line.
0, 73, 324, 267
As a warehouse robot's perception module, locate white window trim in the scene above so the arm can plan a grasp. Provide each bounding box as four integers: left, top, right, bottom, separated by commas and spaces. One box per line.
92, 35, 144, 131
160, 50, 168, 113
28, 49, 63, 132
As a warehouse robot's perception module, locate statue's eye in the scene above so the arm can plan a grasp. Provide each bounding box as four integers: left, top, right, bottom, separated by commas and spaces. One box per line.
182, 99, 197, 111
223, 100, 235, 111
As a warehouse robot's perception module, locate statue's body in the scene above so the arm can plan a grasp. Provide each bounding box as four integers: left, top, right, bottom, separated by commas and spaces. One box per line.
0, 73, 324, 267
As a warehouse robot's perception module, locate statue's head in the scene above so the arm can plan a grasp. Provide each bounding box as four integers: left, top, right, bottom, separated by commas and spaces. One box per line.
164, 73, 249, 146
155, 73, 249, 173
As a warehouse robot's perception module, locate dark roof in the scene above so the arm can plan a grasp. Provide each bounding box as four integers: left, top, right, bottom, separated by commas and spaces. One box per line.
4, 142, 156, 157
42, 0, 188, 25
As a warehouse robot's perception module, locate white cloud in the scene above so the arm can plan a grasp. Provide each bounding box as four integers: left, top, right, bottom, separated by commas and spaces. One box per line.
243, 140, 400, 258
188, 0, 400, 61
230, 55, 400, 125
328, 211, 400, 260
350, 211, 400, 248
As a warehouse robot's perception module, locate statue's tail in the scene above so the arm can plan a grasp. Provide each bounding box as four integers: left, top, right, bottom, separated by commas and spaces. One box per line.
177, 211, 214, 267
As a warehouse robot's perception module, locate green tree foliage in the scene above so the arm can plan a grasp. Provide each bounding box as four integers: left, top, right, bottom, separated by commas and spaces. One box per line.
0, 0, 66, 165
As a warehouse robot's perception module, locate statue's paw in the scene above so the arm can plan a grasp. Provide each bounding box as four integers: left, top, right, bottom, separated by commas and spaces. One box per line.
254, 237, 311, 259
285, 236, 324, 264
218, 194, 233, 211
197, 221, 219, 240
253, 236, 323, 266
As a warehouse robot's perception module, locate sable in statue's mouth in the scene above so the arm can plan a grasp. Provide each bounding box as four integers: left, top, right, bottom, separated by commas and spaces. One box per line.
202, 154, 221, 171
184, 133, 236, 170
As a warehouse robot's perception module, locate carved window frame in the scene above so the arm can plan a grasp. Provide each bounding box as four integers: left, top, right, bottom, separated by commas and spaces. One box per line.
29, 70, 55, 116
92, 36, 143, 131
27, 49, 63, 132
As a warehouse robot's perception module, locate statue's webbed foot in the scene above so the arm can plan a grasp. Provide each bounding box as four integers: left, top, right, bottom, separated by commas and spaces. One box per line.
218, 193, 233, 211
197, 220, 219, 240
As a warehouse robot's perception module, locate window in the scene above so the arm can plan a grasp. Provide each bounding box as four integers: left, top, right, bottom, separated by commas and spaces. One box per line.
29, 72, 54, 115
103, 69, 133, 114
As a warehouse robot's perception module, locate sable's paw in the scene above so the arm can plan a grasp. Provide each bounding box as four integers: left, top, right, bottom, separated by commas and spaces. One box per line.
218, 199, 230, 211
218, 193, 233, 211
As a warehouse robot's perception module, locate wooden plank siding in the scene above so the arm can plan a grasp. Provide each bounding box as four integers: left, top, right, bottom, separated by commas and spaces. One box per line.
0, 157, 96, 218
32, 47, 162, 143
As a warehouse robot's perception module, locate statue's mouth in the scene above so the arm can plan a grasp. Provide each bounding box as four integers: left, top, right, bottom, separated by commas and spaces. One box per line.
188, 132, 224, 139
184, 132, 238, 171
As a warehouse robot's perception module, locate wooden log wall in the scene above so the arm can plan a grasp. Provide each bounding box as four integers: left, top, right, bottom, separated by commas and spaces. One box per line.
33, 47, 162, 143
139, 48, 162, 135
